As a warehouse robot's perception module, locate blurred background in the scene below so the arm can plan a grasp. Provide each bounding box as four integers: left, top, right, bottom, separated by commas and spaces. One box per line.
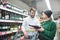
8, 0, 60, 19
0, 0, 60, 40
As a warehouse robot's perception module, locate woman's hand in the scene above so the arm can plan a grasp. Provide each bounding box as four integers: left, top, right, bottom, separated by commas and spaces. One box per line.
37, 27, 44, 32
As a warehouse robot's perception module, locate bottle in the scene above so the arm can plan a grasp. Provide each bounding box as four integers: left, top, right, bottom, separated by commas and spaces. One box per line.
2, 0, 7, 8
0, 11, 2, 19
5, 23, 10, 31
0, 0, 2, 5
1, 10, 5, 19
10, 13, 15, 20
2, 23, 6, 31
5, 12, 9, 20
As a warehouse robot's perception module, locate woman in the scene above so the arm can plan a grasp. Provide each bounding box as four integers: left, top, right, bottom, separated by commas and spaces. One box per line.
37, 10, 56, 40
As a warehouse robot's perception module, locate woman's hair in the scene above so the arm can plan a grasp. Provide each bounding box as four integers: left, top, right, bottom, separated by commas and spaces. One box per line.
41, 10, 52, 18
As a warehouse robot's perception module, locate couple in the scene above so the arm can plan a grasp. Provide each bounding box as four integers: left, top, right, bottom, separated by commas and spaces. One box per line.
22, 8, 56, 40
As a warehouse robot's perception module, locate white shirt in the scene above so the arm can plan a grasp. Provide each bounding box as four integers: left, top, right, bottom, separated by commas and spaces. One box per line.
22, 16, 40, 32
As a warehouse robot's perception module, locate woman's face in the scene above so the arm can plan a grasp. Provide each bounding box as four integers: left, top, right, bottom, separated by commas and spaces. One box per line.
42, 12, 48, 19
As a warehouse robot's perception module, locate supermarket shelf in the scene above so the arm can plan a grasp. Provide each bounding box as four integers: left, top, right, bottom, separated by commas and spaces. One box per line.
0, 19, 23, 23
0, 30, 18, 36
0, 6, 28, 16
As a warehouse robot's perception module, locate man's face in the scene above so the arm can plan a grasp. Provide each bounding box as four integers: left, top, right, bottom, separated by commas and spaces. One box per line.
30, 10, 35, 18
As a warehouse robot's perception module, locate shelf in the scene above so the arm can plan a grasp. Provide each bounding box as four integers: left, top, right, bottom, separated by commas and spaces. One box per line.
0, 19, 23, 23
0, 6, 28, 17
0, 30, 18, 36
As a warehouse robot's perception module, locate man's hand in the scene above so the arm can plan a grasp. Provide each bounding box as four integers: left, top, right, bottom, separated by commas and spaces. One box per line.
24, 31, 28, 38
30, 27, 36, 31
30, 27, 34, 29
37, 27, 44, 32
20, 36, 24, 40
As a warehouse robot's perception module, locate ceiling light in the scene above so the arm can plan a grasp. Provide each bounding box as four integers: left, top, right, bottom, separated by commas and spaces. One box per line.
45, 0, 54, 20
45, 0, 52, 10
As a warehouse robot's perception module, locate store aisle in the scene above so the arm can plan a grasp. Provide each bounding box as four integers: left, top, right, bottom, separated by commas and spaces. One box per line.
54, 32, 60, 40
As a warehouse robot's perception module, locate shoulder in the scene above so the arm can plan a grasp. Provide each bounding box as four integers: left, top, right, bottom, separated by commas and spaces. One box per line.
51, 21, 56, 24
23, 16, 29, 21
34, 17, 39, 21
51, 21, 56, 26
35, 18, 39, 23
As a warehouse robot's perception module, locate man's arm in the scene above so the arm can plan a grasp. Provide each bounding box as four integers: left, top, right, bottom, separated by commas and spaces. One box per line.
22, 18, 28, 38
22, 19, 26, 32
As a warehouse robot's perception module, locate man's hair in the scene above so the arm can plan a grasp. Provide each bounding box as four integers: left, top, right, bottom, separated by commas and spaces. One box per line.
30, 8, 36, 12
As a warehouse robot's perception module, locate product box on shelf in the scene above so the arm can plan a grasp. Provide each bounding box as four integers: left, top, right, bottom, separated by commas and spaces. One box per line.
10, 13, 15, 20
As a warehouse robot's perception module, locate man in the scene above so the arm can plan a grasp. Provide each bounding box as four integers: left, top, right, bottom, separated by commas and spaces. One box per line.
22, 8, 40, 40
